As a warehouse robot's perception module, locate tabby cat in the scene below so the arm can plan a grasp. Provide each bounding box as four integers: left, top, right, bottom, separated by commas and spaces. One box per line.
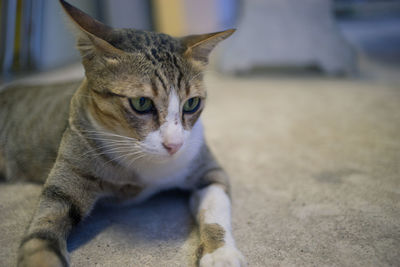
0, 1, 245, 266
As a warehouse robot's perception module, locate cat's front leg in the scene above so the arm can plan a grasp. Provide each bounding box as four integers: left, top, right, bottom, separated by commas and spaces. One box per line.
190, 177, 246, 267
18, 166, 101, 267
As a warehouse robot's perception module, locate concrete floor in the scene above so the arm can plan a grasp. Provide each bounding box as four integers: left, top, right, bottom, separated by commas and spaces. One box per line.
1, 18, 400, 266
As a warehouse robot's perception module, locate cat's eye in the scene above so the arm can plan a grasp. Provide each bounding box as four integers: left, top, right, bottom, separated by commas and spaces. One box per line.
129, 97, 154, 114
183, 97, 201, 114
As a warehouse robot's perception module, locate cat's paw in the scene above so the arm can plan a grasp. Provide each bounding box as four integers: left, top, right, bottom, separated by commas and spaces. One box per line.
199, 245, 246, 267
18, 251, 65, 267
18, 239, 66, 267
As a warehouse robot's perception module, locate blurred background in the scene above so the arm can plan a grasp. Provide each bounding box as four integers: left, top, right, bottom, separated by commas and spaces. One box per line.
0, 0, 237, 80
0, 0, 400, 81
1, 2, 400, 266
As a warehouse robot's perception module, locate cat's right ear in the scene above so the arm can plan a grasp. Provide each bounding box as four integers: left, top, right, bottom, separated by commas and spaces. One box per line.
59, 0, 125, 60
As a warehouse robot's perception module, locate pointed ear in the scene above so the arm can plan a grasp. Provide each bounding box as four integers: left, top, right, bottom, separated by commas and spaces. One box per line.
59, 0, 124, 59
181, 29, 235, 64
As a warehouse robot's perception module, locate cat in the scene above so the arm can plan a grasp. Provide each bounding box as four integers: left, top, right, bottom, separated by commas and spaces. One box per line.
0, 0, 245, 266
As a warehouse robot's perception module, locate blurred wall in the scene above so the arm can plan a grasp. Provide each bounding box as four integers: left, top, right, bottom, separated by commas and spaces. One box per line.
152, 0, 237, 36
38, 0, 93, 70
0, 0, 152, 80
102, 0, 151, 30
39, 0, 152, 70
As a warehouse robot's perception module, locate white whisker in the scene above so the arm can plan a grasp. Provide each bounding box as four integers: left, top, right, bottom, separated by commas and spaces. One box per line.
84, 137, 141, 146
127, 154, 146, 169
78, 141, 140, 159
103, 150, 144, 166
81, 130, 138, 141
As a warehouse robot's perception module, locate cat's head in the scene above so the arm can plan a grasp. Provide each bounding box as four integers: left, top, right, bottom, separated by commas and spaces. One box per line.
60, 0, 234, 162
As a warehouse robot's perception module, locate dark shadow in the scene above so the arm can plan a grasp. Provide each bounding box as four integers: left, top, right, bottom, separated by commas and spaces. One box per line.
67, 189, 194, 252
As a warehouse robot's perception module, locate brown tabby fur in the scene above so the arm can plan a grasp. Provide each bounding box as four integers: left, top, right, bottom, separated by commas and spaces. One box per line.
0, 1, 237, 266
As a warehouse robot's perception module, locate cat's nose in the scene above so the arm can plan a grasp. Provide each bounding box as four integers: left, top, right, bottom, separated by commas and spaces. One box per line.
162, 142, 183, 155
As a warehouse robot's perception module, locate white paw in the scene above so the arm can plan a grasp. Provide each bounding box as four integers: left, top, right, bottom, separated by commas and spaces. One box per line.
199, 246, 246, 267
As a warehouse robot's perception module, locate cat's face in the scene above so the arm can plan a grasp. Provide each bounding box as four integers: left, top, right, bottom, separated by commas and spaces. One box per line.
85, 48, 206, 159
60, 0, 233, 162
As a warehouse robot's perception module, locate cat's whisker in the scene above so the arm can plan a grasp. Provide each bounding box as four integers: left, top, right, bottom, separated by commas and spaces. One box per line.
139, 148, 160, 156
84, 135, 143, 146
93, 149, 145, 175
95, 150, 143, 174
101, 152, 144, 173
78, 142, 141, 158
81, 129, 136, 138
103, 150, 145, 166
82, 131, 165, 154
127, 154, 147, 169
83, 132, 140, 143
84, 137, 141, 145
102, 147, 142, 156
77, 142, 144, 164
87, 143, 141, 153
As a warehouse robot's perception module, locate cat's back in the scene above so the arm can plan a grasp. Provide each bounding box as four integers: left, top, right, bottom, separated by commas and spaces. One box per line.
0, 81, 79, 117
0, 81, 80, 182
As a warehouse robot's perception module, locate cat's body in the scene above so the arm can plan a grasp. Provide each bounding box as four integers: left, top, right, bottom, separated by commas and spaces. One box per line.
0, 1, 245, 266
0, 82, 76, 183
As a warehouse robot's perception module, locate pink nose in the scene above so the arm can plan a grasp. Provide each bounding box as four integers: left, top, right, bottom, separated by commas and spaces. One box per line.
162, 142, 183, 155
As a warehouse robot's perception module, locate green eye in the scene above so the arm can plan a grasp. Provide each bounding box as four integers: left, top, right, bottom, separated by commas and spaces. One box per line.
129, 97, 154, 113
183, 97, 201, 113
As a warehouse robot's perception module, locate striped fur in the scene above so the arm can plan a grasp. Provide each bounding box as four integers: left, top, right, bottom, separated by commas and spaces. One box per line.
0, 1, 243, 266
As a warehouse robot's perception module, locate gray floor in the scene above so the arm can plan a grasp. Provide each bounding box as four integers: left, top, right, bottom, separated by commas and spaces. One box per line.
1, 19, 400, 267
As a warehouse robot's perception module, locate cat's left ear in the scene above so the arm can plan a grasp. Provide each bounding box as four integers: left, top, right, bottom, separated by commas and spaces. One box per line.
181, 29, 235, 65
59, 0, 125, 60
